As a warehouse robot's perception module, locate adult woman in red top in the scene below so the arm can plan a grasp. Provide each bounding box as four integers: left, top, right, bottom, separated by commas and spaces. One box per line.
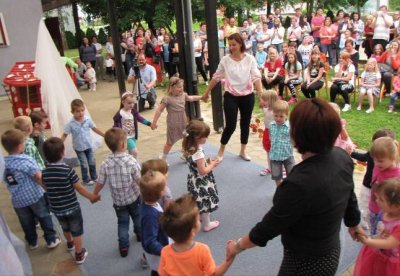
320, 17, 337, 67
262, 46, 284, 91
364, 15, 375, 58
378, 40, 400, 94
144, 29, 163, 85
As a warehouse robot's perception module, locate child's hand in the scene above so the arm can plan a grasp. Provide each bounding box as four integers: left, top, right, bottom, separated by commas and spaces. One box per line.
210, 158, 220, 168
91, 194, 101, 204
201, 94, 209, 102
226, 240, 238, 261
357, 233, 370, 244
151, 122, 158, 130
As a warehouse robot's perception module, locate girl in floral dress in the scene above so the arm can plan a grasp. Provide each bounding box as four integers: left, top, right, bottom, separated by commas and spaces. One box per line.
182, 120, 220, 232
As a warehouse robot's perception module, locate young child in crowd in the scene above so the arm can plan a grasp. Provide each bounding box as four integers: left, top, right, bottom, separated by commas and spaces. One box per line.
62, 99, 104, 185
354, 178, 400, 276
158, 194, 235, 276
93, 128, 143, 258
269, 100, 294, 186
351, 129, 396, 232
105, 53, 115, 82
42, 137, 100, 264
280, 42, 288, 60
29, 111, 48, 162
368, 137, 400, 235
389, 67, 400, 113
75, 58, 87, 88
139, 170, 169, 275
255, 43, 267, 70
358, 58, 381, 113
371, 44, 384, 60
141, 159, 173, 209
1, 129, 60, 250
182, 120, 220, 232
152, 76, 204, 161
113, 91, 152, 158
260, 90, 278, 176
84, 62, 96, 91
329, 102, 355, 152
282, 53, 303, 104
14, 116, 45, 171
297, 35, 313, 67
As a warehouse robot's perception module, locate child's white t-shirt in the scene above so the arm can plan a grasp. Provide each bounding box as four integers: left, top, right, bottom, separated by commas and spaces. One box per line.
334, 64, 356, 86
105, 58, 113, 67
298, 44, 313, 64
120, 109, 135, 138
263, 107, 274, 129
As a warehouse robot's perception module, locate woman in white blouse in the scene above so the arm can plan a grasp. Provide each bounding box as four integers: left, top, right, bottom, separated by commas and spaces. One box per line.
203, 33, 263, 161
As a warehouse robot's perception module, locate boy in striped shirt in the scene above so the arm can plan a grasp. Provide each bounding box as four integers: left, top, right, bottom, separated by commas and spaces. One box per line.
42, 137, 100, 264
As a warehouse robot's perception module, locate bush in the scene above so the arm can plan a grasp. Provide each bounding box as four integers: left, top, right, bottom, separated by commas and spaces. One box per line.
86, 27, 97, 40
98, 28, 107, 45
65, 31, 76, 49
283, 16, 291, 29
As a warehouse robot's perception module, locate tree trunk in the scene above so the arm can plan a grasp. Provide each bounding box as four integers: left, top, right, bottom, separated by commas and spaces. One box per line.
72, 1, 81, 48
267, 2, 271, 15
57, 7, 69, 50
237, 8, 243, 26
308, 0, 314, 18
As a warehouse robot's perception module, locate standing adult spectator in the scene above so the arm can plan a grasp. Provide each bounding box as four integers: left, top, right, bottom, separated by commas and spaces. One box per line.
241, 31, 253, 56
287, 17, 302, 46
226, 98, 362, 276
311, 7, 325, 44
169, 34, 180, 77
203, 33, 263, 160
105, 36, 114, 58
225, 17, 238, 38
79, 36, 97, 68
351, 12, 364, 51
218, 25, 226, 58
294, 8, 302, 25
127, 53, 157, 110
338, 14, 354, 53
372, 5, 393, 50
263, 47, 284, 90
92, 36, 104, 80
258, 22, 272, 52
247, 16, 257, 33
162, 34, 172, 78
377, 40, 400, 95
144, 29, 163, 86
363, 15, 374, 58
274, 7, 283, 24
344, 39, 359, 75
330, 52, 356, 112
299, 15, 312, 42
193, 32, 208, 85
270, 18, 285, 53
320, 17, 337, 67
121, 36, 136, 76
337, 10, 345, 24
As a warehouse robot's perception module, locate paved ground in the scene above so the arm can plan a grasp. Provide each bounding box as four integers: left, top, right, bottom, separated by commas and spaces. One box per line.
0, 79, 364, 275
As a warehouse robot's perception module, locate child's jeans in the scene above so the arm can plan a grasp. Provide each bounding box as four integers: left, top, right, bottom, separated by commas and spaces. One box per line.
75, 148, 97, 183
113, 197, 141, 249
389, 92, 400, 106
14, 196, 57, 246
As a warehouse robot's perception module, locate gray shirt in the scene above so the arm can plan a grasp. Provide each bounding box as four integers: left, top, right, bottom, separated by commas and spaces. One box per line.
128, 64, 156, 99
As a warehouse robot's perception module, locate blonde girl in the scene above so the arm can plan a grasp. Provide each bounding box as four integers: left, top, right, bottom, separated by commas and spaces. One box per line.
354, 178, 400, 276
283, 52, 303, 105
113, 92, 152, 157
329, 102, 355, 153
152, 76, 204, 160
182, 120, 220, 232
301, 49, 325, 98
260, 90, 278, 176
358, 58, 381, 113
369, 137, 400, 235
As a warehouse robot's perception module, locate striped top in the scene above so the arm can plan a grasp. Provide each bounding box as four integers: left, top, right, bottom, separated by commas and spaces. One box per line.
42, 163, 80, 216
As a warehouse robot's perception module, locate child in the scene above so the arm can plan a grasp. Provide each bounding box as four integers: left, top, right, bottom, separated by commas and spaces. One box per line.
368, 137, 400, 235
389, 68, 400, 113
62, 99, 104, 185
113, 91, 152, 158
282, 53, 303, 104
351, 129, 396, 232
152, 76, 204, 161
1, 129, 60, 249
158, 194, 235, 276
371, 44, 384, 60
141, 159, 173, 209
93, 128, 142, 257
255, 43, 267, 70
280, 42, 288, 60
269, 100, 295, 186
14, 116, 45, 171
105, 53, 115, 82
42, 137, 100, 264
139, 170, 169, 275
329, 102, 355, 152
297, 35, 313, 67
358, 58, 381, 113
84, 61, 96, 91
260, 90, 278, 176
182, 120, 220, 232
354, 178, 400, 276
75, 58, 87, 88
29, 111, 48, 162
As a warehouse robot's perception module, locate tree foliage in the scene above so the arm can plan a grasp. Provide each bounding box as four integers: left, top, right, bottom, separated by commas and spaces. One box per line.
98, 28, 108, 44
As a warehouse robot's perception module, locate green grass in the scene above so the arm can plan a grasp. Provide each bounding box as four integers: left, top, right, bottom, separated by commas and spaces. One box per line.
64, 48, 79, 59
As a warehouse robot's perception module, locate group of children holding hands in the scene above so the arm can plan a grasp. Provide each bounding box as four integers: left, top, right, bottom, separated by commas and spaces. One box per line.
3, 71, 400, 275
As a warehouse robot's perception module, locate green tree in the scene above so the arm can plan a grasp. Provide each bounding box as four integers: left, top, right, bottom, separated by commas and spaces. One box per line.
65, 31, 76, 49
86, 27, 97, 39
98, 28, 108, 44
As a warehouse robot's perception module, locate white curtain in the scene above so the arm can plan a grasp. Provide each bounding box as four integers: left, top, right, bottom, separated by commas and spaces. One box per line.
34, 20, 101, 160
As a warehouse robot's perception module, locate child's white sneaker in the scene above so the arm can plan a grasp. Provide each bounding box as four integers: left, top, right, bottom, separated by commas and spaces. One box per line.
342, 104, 351, 112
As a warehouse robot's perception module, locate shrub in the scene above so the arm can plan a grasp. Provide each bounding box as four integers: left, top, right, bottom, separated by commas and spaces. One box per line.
98, 28, 107, 44
86, 27, 97, 40
65, 31, 76, 49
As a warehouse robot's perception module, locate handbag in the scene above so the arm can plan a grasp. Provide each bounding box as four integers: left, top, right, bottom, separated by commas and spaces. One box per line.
333, 79, 348, 86
379, 63, 394, 74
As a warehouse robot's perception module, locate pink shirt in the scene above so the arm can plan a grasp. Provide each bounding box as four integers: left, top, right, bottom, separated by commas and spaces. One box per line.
369, 165, 400, 214
311, 16, 325, 38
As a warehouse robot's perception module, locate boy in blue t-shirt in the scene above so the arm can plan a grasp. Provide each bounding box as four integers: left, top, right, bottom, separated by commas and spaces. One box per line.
42, 137, 100, 264
1, 129, 60, 249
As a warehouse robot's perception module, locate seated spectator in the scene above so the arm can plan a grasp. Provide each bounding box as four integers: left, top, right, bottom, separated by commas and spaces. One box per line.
263, 47, 284, 90
377, 40, 400, 95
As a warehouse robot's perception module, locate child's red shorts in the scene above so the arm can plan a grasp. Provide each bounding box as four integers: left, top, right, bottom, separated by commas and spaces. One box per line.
262, 128, 271, 152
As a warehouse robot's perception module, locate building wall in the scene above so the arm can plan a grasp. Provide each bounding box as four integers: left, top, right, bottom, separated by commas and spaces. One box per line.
0, 0, 43, 83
